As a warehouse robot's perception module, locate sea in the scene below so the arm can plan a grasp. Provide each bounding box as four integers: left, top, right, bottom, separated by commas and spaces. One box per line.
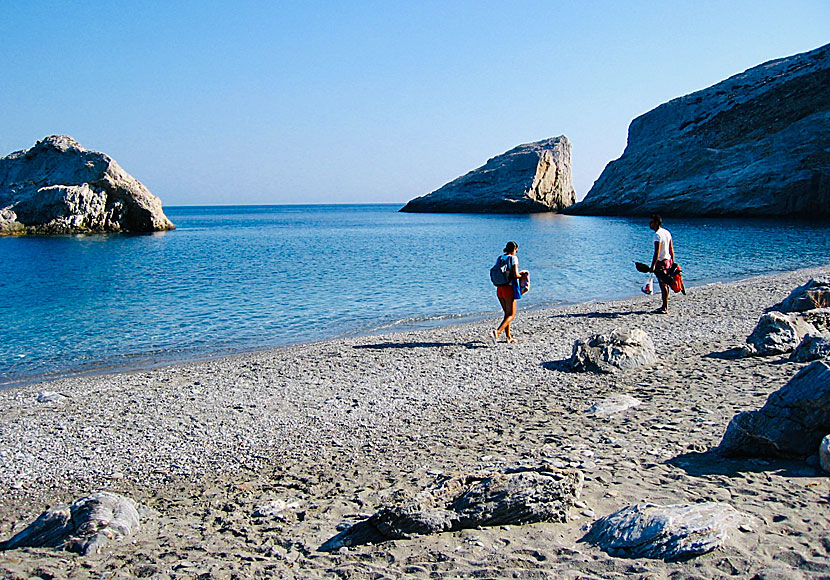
2, 204, 829, 388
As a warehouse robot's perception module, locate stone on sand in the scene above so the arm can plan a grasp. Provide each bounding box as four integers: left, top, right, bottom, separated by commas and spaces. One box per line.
719, 361, 830, 458
571, 328, 657, 373
319, 467, 583, 551
0, 491, 141, 555
585, 394, 642, 416
582, 502, 745, 561
774, 278, 830, 312
743, 311, 816, 356
789, 333, 830, 362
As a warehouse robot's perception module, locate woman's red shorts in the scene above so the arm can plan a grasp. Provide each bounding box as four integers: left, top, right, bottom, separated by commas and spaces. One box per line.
496, 284, 514, 299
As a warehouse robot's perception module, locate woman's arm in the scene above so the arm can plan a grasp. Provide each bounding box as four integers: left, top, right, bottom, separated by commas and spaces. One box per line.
669, 239, 675, 262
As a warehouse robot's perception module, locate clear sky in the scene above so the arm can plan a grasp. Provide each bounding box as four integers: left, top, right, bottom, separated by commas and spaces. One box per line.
1, 2, 828, 206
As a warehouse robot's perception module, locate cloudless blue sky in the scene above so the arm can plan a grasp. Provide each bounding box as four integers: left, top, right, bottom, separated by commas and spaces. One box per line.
1, 1, 828, 206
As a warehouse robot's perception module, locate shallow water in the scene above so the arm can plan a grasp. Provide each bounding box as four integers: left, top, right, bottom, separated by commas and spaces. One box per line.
2, 204, 829, 386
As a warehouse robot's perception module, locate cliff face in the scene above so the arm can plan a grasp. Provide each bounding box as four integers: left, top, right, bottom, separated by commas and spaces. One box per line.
569, 43, 830, 217
401, 136, 575, 213
0, 136, 175, 235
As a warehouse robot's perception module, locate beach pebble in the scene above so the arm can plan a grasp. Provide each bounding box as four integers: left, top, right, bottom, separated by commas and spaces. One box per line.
36, 391, 67, 403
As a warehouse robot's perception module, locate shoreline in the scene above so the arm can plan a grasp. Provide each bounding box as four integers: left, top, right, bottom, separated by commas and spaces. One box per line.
4, 263, 825, 392
1, 265, 829, 578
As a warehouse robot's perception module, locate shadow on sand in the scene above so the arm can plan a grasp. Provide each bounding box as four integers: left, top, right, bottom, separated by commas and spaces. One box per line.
668, 449, 821, 478
353, 341, 487, 350
548, 310, 652, 320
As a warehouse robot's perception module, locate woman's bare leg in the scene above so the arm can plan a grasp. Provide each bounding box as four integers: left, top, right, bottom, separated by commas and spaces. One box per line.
496, 296, 517, 341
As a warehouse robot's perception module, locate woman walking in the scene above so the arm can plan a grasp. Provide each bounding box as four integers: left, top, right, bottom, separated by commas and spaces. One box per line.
491, 241, 527, 344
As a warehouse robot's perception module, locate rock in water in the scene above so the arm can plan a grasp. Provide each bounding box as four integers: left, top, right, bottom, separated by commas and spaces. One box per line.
570, 328, 657, 373
318, 467, 583, 551
568, 43, 830, 217
0, 491, 141, 555
0, 135, 175, 234
719, 361, 830, 458
582, 503, 745, 561
400, 136, 575, 213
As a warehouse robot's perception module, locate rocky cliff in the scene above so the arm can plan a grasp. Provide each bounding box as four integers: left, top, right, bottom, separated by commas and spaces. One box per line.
0, 136, 175, 235
569, 43, 830, 217
400, 136, 575, 213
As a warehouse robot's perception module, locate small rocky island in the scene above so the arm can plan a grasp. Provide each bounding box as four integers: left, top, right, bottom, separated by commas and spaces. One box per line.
568, 42, 830, 217
400, 136, 575, 213
0, 136, 175, 235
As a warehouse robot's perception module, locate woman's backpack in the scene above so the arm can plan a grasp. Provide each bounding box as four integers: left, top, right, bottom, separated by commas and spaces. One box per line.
490, 255, 512, 286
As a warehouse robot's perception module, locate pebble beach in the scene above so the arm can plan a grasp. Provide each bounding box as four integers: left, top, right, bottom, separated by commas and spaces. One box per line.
1, 266, 829, 579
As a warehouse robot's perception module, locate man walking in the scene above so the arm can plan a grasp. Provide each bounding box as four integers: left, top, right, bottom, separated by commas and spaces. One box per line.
649, 215, 674, 314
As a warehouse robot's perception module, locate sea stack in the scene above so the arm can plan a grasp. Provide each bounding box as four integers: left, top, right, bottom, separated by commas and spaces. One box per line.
568, 43, 830, 217
0, 135, 175, 235
401, 136, 576, 213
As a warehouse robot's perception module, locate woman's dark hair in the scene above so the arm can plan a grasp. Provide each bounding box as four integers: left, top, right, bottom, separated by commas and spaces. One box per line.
504, 241, 518, 253
650, 215, 662, 227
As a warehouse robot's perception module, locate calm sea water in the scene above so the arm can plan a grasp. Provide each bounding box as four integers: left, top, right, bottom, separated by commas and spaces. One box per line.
2, 204, 829, 387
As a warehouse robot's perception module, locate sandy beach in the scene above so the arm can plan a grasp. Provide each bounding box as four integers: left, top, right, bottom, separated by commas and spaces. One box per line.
1, 266, 829, 579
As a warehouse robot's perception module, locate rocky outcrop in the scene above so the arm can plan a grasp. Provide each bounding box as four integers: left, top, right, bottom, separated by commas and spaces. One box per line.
568, 43, 830, 217
718, 361, 830, 458
570, 328, 657, 373
400, 136, 575, 213
0, 135, 175, 234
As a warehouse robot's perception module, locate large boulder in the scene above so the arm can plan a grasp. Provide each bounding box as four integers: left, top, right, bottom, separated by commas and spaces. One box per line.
0, 492, 141, 555
774, 278, 830, 312
582, 502, 745, 561
400, 136, 575, 213
568, 43, 830, 217
718, 361, 830, 458
570, 328, 657, 373
743, 311, 816, 356
0, 135, 175, 235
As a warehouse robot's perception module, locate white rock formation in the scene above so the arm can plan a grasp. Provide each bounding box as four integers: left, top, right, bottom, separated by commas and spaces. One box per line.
569, 43, 830, 217
0, 135, 175, 234
401, 136, 575, 213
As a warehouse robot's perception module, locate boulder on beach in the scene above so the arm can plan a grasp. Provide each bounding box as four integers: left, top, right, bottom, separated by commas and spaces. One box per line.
800, 308, 830, 332
400, 136, 575, 213
582, 502, 745, 561
790, 333, 830, 362
743, 311, 816, 356
774, 278, 830, 312
0, 491, 141, 555
0, 135, 175, 235
567, 43, 830, 217
570, 328, 657, 373
718, 360, 830, 458
319, 467, 583, 551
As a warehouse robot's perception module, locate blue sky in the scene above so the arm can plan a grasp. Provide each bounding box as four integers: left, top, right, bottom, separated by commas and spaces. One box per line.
1, 2, 828, 206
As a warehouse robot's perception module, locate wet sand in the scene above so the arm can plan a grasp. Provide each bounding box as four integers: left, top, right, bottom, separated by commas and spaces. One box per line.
1, 266, 829, 579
